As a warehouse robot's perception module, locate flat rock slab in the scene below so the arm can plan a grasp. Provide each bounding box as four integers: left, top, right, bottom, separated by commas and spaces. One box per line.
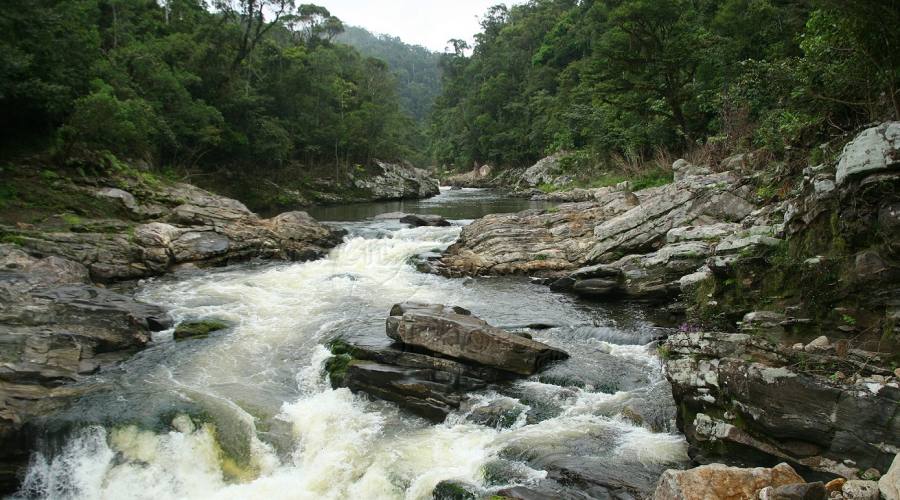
385, 302, 568, 375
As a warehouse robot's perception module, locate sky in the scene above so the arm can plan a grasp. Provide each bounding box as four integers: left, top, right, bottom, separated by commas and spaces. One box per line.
314, 0, 524, 52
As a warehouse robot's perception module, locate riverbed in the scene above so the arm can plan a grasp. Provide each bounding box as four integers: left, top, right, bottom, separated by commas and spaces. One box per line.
15, 188, 689, 499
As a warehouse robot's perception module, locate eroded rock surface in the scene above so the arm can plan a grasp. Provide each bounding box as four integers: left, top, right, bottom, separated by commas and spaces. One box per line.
328, 303, 567, 421
2, 182, 344, 282
653, 462, 804, 500
663, 331, 899, 478
0, 245, 170, 490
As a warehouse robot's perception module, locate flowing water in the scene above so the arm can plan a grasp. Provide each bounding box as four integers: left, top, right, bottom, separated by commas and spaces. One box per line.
14, 188, 689, 500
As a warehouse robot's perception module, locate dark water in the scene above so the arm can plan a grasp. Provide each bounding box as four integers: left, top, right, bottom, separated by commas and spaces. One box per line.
14, 188, 687, 500
306, 187, 555, 221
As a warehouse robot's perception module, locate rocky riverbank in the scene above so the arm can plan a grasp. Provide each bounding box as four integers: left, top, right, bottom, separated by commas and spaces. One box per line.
437, 122, 900, 492
0, 165, 351, 490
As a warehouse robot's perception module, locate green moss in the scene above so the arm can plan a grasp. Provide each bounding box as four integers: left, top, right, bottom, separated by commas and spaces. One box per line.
61, 213, 82, 226
534, 254, 548, 261
324, 354, 353, 386
173, 319, 229, 340
432, 480, 476, 500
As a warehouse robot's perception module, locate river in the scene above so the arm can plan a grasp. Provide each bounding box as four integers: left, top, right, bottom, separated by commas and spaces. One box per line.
14, 188, 689, 499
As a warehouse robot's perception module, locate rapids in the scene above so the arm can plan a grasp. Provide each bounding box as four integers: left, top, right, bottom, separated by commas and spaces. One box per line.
13, 189, 689, 500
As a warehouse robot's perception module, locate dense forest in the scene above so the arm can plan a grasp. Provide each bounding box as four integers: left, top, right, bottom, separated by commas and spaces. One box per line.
430, 0, 900, 173
0, 0, 425, 174
336, 26, 442, 124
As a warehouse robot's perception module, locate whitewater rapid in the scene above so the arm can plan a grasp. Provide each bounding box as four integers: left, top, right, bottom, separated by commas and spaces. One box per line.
15, 216, 688, 500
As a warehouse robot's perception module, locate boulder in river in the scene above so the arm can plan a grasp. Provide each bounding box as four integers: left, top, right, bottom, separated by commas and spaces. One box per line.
328, 304, 567, 421
385, 302, 569, 376
652, 462, 804, 500
398, 214, 451, 227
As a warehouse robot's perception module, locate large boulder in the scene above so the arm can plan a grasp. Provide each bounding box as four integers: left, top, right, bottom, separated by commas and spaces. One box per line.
440, 170, 755, 277
663, 331, 900, 477
328, 304, 567, 421
653, 463, 804, 500
521, 153, 566, 187
0, 246, 170, 491
351, 160, 439, 199
882, 453, 900, 500
1, 183, 344, 282
385, 302, 568, 376
836, 122, 900, 185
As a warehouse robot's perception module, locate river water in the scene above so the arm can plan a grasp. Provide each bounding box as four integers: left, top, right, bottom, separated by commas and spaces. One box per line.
15, 188, 689, 499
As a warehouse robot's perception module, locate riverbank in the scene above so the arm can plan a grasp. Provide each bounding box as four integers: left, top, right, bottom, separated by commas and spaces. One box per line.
438, 122, 900, 488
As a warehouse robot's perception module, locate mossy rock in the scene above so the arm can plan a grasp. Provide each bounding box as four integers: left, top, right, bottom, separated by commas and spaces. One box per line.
173, 319, 230, 340
432, 480, 477, 500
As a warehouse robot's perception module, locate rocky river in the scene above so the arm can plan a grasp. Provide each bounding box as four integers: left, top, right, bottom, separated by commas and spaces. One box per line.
8, 188, 691, 499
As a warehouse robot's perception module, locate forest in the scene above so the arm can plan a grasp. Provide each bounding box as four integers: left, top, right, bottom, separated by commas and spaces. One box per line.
431, 0, 900, 174
0, 0, 431, 175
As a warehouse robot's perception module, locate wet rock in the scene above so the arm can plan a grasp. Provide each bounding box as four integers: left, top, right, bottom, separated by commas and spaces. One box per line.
385, 302, 568, 376
0, 252, 170, 489
399, 214, 451, 227
652, 463, 804, 500
432, 480, 477, 499
173, 319, 229, 340
663, 332, 900, 477
459, 397, 526, 428
571, 278, 620, 297
836, 122, 900, 185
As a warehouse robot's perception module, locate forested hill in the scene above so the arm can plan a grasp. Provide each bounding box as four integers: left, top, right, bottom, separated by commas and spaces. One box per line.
336, 26, 442, 124
430, 0, 900, 172
0, 1, 421, 172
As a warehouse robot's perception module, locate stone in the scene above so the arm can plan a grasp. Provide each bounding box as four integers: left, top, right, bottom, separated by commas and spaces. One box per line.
173, 319, 229, 340
95, 187, 138, 211
826, 478, 846, 493
666, 223, 742, 244
672, 159, 712, 182
664, 332, 900, 478
881, 453, 900, 500
385, 303, 568, 375
741, 311, 787, 334
761, 482, 827, 500
522, 153, 565, 187
652, 463, 804, 500
841, 480, 880, 500
571, 278, 620, 297
804, 335, 830, 352
351, 161, 439, 199
836, 122, 900, 185
398, 214, 451, 227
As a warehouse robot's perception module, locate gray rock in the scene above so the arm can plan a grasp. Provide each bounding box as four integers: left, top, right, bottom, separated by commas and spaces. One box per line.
672, 159, 712, 182
385, 303, 568, 375
663, 332, 900, 477
571, 278, 620, 297
352, 161, 439, 199
399, 214, 451, 227
522, 153, 566, 187
836, 122, 900, 185
763, 482, 827, 500
841, 480, 880, 500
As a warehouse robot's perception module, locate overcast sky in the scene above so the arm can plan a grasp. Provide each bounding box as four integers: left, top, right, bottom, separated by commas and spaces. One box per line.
314, 0, 524, 52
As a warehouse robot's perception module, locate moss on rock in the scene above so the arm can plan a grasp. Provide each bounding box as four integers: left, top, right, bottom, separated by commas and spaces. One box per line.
173, 319, 229, 340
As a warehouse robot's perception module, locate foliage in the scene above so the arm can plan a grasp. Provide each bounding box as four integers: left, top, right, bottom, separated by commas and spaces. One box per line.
0, 0, 424, 175
430, 0, 899, 172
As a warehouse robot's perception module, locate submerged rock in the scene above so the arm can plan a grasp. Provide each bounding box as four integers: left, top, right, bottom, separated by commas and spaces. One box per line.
653, 462, 804, 500
399, 214, 451, 227
173, 319, 230, 340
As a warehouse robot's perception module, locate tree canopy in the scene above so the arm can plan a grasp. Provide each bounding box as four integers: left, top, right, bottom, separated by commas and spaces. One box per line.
0, 0, 421, 172
429, 0, 900, 170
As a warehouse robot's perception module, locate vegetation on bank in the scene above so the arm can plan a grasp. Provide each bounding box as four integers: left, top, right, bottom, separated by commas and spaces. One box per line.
0, 0, 433, 195
430, 0, 900, 184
